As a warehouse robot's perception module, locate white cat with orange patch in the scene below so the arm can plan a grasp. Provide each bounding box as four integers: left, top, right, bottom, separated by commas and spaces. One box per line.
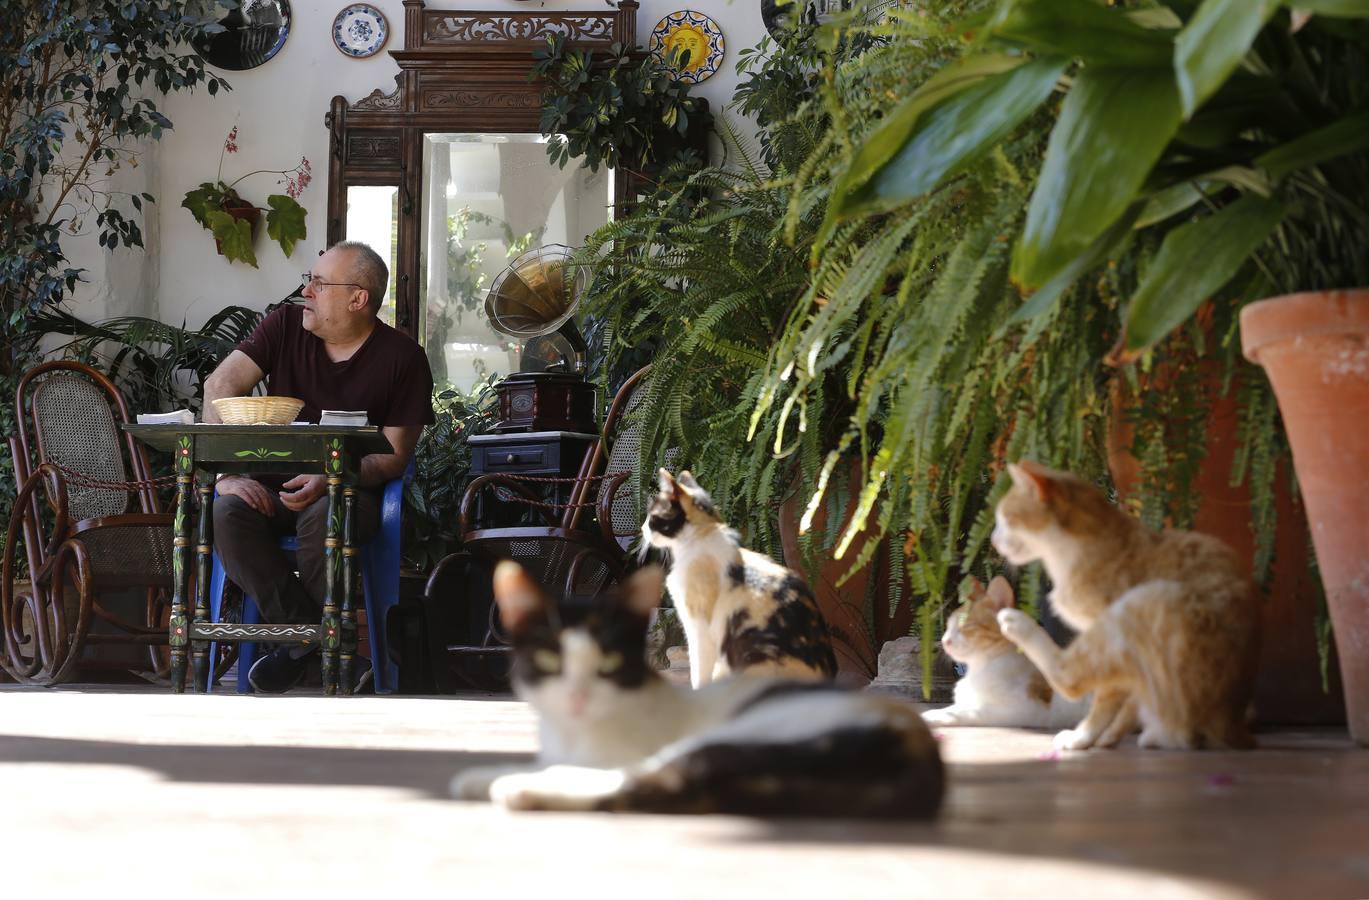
923, 576, 1089, 730
991, 460, 1259, 751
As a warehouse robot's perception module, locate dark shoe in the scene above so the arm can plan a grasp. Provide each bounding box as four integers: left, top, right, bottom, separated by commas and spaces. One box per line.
248, 646, 310, 694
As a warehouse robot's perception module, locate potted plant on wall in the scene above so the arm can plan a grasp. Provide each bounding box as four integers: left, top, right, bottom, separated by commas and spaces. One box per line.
181, 125, 311, 267
823, 0, 1369, 738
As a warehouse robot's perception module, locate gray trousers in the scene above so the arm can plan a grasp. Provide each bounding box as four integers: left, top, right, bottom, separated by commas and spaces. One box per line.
212, 485, 382, 625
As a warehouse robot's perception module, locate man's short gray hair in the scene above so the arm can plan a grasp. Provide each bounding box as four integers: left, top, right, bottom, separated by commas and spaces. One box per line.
333, 240, 388, 314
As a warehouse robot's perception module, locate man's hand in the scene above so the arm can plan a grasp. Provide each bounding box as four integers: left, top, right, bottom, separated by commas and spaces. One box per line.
217, 475, 277, 516
280, 474, 327, 511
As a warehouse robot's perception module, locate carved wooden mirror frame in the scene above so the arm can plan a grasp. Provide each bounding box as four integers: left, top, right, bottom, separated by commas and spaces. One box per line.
325, 0, 638, 337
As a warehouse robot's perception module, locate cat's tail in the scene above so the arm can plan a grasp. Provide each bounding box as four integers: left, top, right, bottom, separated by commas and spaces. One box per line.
601, 697, 945, 819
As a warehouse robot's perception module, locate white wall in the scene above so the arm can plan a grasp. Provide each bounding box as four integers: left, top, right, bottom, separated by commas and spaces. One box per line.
141, 0, 765, 329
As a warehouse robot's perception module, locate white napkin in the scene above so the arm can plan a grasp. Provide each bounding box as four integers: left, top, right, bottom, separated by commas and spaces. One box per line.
136, 409, 194, 425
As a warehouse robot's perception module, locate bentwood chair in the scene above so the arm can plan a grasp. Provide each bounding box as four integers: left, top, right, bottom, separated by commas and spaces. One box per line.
2, 361, 177, 685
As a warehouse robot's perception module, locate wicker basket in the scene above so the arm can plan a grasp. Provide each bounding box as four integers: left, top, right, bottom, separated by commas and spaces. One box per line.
212, 396, 305, 425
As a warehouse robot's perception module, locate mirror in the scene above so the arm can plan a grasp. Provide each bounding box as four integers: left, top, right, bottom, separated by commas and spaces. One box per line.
345, 185, 400, 327
419, 133, 613, 392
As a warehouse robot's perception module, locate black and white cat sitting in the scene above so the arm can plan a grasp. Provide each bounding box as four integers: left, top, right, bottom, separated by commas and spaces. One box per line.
451, 562, 944, 817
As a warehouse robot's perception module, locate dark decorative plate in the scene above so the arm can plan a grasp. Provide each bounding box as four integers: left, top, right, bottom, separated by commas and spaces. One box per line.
760, 0, 852, 37
193, 0, 292, 71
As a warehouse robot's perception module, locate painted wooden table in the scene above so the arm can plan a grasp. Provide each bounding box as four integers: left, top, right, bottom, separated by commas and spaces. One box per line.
123, 424, 392, 695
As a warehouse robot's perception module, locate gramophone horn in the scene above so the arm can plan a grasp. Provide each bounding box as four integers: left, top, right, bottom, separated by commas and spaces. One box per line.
485, 244, 581, 338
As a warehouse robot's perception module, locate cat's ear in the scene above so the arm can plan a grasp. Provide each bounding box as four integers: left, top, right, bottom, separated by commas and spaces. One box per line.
677, 470, 700, 492
986, 575, 1015, 611
1007, 459, 1052, 502
491, 561, 548, 635
622, 565, 665, 618
657, 467, 679, 497
959, 575, 986, 604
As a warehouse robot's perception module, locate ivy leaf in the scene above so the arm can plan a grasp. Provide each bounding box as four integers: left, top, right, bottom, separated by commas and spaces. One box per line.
265, 194, 307, 258
206, 208, 258, 267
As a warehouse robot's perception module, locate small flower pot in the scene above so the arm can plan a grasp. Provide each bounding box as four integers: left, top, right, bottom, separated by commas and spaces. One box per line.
1242, 289, 1369, 745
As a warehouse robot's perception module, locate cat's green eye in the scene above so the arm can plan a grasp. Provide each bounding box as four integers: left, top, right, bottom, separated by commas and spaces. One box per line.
598, 651, 624, 674
533, 649, 561, 672
956, 609, 969, 628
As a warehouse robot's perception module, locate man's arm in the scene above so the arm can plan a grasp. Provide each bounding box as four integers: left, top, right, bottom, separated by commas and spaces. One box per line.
202, 350, 266, 423
358, 424, 422, 487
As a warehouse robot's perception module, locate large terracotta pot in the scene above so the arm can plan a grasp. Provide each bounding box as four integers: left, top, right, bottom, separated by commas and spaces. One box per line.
777, 463, 915, 684
1242, 289, 1369, 745
1109, 370, 1344, 726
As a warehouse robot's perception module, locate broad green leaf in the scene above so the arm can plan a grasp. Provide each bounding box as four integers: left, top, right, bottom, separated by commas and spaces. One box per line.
838, 56, 1068, 218
1255, 110, 1369, 178
1287, 0, 1369, 15
1006, 200, 1143, 326
1174, 0, 1279, 118
818, 53, 1025, 248
206, 209, 258, 267
181, 183, 222, 228
1135, 179, 1210, 228
1123, 195, 1285, 352
266, 194, 307, 258
989, 0, 1173, 66
1013, 66, 1183, 288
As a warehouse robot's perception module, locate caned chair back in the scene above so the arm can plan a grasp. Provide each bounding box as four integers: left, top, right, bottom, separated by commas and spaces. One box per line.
30, 370, 133, 520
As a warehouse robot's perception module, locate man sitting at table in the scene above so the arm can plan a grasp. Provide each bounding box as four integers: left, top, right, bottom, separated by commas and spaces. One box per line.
203, 241, 434, 693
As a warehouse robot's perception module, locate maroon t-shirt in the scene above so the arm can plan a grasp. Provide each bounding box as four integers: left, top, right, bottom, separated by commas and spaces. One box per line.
237, 304, 435, 427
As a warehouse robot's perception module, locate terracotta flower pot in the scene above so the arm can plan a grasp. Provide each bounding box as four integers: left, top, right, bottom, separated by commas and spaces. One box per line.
1241, 289, 1369, 746
1108, 369, 1344, 726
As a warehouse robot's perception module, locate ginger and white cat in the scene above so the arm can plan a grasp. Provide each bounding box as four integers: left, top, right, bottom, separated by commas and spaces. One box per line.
923, 575, 1089, 730
642, 469, 837, 687
452, 562, 943, 817
992, 459, 1259, 751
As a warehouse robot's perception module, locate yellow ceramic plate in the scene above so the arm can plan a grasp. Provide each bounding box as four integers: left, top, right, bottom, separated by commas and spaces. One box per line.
649, 10, 725, 84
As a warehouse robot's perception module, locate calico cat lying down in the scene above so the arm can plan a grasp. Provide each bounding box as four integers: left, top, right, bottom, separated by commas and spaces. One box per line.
452, 562, 944, 817
992, 460, 1260, 751
643, 469, 837, 687
923, 575, 1090, 730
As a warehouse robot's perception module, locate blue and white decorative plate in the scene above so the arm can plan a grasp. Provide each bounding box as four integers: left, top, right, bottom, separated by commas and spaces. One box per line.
332, 3, 388, 59
649, 10, 725, 84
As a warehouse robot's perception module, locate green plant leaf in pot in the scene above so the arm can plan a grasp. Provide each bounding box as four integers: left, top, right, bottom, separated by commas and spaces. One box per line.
1121, 194, 1285, 355
834, 55, 1069, 220
206, 208, 258, 268
1286, 0, 1369, 15
265, 194, 307, 258
181, 182, 225, 229
988, 0, 1174, 66
1173, 0, 1280, 119
1012, 65, 1184, 288
818, 52, 1027, 249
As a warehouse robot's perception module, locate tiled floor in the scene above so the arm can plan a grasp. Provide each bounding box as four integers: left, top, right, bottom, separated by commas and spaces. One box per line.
2, 685, 1366, 897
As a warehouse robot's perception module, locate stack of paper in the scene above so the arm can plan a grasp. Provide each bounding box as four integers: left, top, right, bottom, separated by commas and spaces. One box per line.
136, 409, 194, 425
319, 409, 369, 427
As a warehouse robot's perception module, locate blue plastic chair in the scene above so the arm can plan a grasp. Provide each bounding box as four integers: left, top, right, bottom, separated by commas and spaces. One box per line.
206, 464, 410, 694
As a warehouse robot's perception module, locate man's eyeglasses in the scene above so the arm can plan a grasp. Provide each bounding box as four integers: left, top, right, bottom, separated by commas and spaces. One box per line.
301, 273, 363, 292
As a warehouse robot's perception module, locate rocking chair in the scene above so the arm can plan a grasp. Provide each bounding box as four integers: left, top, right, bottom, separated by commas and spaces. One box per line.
2, 361, 182, 685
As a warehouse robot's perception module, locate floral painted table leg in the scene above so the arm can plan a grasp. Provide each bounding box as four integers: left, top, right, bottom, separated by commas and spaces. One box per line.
320, 438, 344, 695
191, 481, 214, 692
340, 487, 360, 696
168, 435, 195, 693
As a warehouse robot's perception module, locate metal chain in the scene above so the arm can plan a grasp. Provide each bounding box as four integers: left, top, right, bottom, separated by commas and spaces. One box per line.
488, 472, 609, 511
42, 462, 179, 491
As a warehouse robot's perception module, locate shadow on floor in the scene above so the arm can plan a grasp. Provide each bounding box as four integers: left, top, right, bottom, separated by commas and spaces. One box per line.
0, 733, 531, 801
